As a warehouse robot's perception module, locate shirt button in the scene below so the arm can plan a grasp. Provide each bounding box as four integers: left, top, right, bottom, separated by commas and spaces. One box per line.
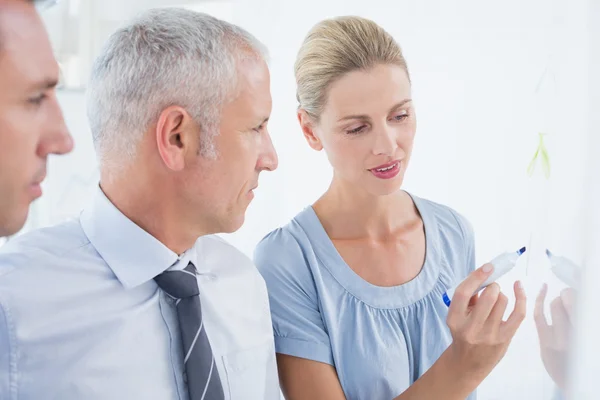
183, 372, 188, 383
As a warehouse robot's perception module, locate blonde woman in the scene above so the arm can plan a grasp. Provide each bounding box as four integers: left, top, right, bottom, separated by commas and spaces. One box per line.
254, 16, 526, 400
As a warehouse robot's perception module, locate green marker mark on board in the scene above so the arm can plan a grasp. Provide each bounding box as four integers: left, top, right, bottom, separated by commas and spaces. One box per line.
527, 133, 551, 179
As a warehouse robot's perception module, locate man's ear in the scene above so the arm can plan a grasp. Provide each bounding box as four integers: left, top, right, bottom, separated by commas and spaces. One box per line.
155, 106, 195, 171
298, 109, 323, 151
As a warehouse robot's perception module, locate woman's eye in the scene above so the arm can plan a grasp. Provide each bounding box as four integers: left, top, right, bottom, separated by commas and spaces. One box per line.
346, 125, 366, 135
393, 113, 409, 122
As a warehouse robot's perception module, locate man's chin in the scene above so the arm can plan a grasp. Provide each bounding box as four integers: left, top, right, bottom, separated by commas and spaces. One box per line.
224, 214, 246, 234
215, 213, 246, 234
0, 206, 29, 237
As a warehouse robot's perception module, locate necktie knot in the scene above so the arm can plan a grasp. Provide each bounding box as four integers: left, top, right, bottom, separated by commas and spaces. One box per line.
154, 262, 199, 299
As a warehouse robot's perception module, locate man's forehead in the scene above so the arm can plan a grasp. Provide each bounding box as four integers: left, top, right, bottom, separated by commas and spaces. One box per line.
1, 4, 50, 50
0, 4, 59, 87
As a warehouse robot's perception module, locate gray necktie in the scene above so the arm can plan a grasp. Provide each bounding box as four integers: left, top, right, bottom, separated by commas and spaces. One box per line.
154, 262, 225, 400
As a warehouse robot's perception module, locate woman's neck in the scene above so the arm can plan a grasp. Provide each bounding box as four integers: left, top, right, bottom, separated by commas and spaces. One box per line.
313, 177, 417, 241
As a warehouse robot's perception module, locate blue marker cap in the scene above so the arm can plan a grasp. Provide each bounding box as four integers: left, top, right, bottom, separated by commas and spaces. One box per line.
517, 247, 527, 256
442, 292, 451, 307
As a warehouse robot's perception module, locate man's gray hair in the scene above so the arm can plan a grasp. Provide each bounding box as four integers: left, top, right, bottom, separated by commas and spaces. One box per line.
86, 8, 267, 167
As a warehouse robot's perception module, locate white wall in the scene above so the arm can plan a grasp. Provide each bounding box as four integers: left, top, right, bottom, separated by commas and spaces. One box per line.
9, 1, 594, 398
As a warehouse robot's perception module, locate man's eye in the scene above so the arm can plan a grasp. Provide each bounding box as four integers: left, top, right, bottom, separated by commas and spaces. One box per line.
28, 94, 47, 106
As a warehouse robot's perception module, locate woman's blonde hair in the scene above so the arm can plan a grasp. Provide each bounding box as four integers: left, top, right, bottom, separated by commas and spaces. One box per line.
294, 16, 409, 121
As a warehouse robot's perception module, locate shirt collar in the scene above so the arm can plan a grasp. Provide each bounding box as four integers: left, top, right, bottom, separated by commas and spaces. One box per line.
80, 187, 196, 288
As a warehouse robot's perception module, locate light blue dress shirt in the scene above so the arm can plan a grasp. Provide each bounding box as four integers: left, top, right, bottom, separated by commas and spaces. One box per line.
254, 193, 477, 400
0, 188, 279, 400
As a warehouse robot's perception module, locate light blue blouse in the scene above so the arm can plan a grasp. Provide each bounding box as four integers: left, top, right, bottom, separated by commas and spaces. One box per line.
254, 194, 477, 400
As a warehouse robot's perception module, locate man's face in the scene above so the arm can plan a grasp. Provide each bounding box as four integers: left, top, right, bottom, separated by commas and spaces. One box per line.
0, 0, 73, 237
186, 58, 278, 234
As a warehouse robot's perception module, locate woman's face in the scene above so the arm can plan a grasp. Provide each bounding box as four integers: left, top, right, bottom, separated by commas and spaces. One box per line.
300, 63, 416, 197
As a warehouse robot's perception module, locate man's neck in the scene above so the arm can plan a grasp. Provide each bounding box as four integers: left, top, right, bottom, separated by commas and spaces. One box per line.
99, 176, 201, 255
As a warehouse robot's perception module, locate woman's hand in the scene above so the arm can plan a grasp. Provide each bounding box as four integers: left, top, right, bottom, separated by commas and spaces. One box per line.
534, 284, 576, 390
445, 264, 527, 387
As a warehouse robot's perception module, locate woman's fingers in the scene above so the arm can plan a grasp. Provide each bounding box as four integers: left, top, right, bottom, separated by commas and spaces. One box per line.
500, 281, 527, 339
470, 283, 501, 328
486, 291, 509, 330
550, 296, 570, 348
448, 264, 495, 326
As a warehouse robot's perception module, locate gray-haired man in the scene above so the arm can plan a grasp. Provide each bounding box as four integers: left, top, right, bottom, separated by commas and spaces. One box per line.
0, 8, 280, 399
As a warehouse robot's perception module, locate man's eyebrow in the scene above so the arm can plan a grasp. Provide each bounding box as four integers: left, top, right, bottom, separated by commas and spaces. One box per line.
256, 117, 269, 126
28, 78, 59, 92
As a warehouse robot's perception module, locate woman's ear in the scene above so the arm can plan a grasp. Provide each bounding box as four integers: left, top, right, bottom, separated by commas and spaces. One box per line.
297, 109, 323, 151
